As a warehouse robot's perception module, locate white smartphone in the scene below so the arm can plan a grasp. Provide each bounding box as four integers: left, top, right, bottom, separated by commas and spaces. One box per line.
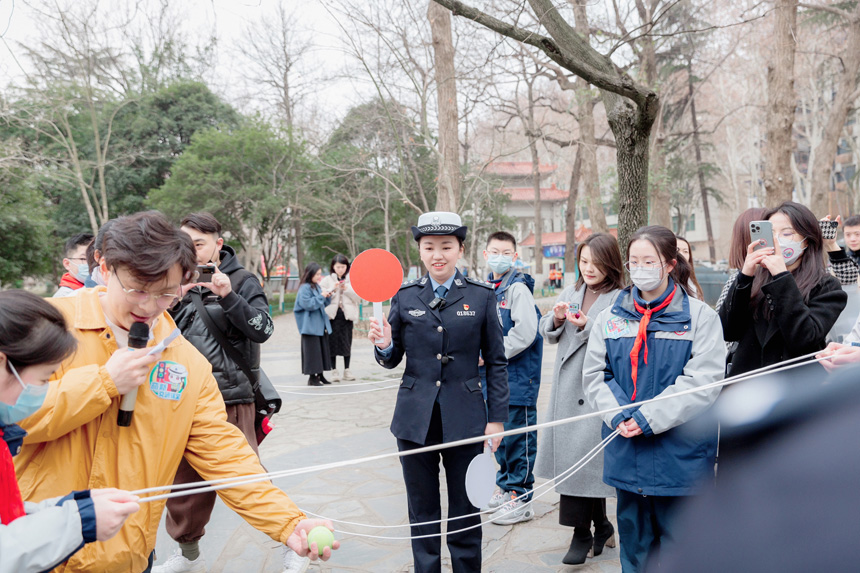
749, 220, 774, 251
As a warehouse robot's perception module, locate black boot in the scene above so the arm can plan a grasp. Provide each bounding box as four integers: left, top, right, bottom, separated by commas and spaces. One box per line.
592, 499, 616, 557
319, 373, 332, 385
562, 527, 593, 565
307, 374, 323, 386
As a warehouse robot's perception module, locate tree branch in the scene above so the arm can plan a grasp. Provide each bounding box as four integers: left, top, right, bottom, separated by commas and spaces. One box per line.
431, 0, 655, 109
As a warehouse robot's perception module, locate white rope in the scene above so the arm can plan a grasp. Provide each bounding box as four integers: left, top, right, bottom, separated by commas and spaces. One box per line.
133, 351, 825, 502
298, 430, 619, 530
274, 384, 399, 396
329, 431, 621, 541
272, 376, 405, 389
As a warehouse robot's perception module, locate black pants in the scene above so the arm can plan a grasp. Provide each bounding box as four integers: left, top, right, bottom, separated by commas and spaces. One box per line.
396, 402, 484, 573
559, 494, 610, 530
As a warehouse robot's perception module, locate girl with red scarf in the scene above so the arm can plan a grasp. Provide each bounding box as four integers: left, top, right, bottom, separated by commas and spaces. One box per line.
0, 290, 139, 572
583, 226, 725, 572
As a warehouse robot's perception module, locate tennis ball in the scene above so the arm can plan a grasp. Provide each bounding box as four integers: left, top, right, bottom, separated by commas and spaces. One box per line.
307, 526, 334, 556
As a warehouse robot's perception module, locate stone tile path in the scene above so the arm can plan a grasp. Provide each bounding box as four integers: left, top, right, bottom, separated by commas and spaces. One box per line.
154, 312, 622, 572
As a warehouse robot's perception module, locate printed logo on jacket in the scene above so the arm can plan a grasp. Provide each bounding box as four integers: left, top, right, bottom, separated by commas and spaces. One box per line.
149, 361, 188, 400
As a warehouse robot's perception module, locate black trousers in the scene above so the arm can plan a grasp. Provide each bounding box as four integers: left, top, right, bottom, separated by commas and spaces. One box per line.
396, 402, 484, 573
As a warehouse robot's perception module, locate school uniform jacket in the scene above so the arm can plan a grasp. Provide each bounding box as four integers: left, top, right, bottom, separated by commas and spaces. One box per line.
583, 281, 726, 496
375, 271, 510, 445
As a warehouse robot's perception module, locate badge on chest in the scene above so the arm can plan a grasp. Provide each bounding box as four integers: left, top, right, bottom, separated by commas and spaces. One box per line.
604, 316, 632, 339
149, 361, 188, 401
457, 303, 476, 317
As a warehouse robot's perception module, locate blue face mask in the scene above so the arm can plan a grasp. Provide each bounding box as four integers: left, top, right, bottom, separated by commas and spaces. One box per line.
487, 254, 514, 275
0, 362, 49, 426
75, 262, 90, 284
90, 267, 107, 287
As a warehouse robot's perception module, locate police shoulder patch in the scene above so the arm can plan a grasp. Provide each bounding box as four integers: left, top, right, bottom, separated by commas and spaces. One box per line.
400, 279, 420, 290
465, 276, 493, 289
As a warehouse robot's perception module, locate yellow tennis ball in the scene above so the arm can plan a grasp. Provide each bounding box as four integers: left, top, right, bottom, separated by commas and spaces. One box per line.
307, 526, 334, 556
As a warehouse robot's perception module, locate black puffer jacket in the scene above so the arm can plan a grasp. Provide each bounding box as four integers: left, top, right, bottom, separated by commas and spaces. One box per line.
170, 246, 274, 405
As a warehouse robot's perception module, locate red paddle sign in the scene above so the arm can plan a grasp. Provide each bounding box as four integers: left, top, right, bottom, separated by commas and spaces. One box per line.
351, 249, 403, 343
350, 248, 403, 302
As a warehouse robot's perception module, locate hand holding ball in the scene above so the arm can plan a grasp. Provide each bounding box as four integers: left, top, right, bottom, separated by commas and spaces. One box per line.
307, 526, 335, 556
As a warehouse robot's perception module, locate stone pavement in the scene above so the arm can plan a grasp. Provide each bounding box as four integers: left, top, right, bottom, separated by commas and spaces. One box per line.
153, 311, 622, 572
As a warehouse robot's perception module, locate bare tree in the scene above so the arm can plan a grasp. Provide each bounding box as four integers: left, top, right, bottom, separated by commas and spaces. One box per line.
802, 3, 860, 216
237, 2, 313, 132
428, 1, 462, 211
763, 0, 799, 205
431, 0, 658, 252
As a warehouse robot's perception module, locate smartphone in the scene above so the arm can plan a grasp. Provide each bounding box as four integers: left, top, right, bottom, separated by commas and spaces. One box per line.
196, 265, 215, 282
750, 220, 774, 251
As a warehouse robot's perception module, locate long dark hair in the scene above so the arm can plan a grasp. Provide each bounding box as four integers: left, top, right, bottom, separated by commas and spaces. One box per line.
626, 226, 692, 294
330, 254, 350, 278
301, 263, 323, 289
729, 207, 768, 270
751, 201, 827, 317
675, 236, 704, 300
0, 291, 77, 372
575, 233, 624, 293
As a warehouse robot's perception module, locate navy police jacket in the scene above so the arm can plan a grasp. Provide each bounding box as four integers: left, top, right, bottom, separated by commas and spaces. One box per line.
375, 270, 510, 444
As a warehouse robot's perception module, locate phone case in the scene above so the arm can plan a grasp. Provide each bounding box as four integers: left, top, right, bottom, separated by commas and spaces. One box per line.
819, 219, 838, 240
750, 221, 774, 251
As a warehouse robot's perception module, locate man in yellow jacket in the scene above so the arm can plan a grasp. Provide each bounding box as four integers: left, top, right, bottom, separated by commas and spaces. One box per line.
14, 211, 337, 573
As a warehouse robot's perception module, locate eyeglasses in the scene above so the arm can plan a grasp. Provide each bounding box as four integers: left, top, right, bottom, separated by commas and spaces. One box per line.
68, 257, 87, 263
113, 270, 181, 309
625, 261, 665, 271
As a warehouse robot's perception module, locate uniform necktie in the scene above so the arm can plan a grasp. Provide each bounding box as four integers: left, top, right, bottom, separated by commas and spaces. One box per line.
435, 285, 448, 299
629, 285, 677, 402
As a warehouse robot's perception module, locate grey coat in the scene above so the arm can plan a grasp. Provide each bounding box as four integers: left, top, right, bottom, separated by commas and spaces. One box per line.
534, 285, 618, 498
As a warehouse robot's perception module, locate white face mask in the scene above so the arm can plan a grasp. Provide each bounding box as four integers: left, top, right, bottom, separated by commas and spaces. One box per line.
630, 266, 664, 293
778, 236, 806, 266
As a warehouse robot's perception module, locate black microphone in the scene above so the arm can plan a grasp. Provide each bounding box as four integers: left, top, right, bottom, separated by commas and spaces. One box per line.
118, 322, 149, 427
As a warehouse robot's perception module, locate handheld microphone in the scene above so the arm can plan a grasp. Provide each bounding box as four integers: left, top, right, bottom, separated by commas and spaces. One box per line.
118, 322, 149, 427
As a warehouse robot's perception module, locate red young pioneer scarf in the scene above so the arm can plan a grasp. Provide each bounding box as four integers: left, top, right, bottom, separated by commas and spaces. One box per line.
628, 285, 677, 402
58, 273, 85, 291
0, 428, 25, 525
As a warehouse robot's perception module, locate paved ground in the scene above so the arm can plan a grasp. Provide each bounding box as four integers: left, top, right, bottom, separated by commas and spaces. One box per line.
153, 308, 622, 572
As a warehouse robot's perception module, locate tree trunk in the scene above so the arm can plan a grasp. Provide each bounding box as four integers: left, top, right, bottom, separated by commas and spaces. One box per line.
564, 145, 582, 281
649, 104, 672, 228
294, 213, 304, 274
688, 64, 716, 263
763, 0, 798, 206
581, 95, 608, 233
809, 10, 860, 217
428, 1, 461, 212
529, 136, 544, 275
606, 95, 651, 256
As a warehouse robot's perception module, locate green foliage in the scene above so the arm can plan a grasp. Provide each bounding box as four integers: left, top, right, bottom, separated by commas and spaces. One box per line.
149, 119, 311, 271
0, 172, 56, 286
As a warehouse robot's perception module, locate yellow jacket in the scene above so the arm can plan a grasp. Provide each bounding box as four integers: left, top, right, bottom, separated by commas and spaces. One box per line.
14, 288, 305, 572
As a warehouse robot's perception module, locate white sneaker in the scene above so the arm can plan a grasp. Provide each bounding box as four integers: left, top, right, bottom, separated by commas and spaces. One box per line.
491, 497, 534, 525
152, 549, 206, 573
485, 490, 511, 510
282, 547, 310, 573
342, 368, 355, 381
329, 370, 341, 382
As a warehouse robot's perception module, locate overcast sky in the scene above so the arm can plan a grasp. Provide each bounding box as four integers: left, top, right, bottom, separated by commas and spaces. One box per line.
0, 0, 363, 131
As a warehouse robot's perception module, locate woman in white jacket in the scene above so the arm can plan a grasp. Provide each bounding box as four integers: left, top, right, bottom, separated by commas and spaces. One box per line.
0, 290, 139, 573
320, 254, 362, 381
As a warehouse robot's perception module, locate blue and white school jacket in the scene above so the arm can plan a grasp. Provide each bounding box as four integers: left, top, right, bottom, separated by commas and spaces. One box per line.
583, 280, 726, 496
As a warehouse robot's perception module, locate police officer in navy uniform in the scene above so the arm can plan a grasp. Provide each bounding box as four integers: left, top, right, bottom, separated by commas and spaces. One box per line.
368, 211, 509, 573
